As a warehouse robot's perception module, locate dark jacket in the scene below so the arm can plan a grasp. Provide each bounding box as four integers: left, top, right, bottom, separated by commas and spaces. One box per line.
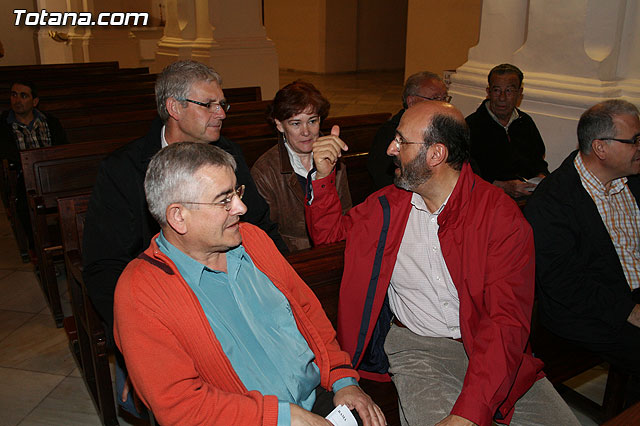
524, 150, 639, 345
367, 110, 403, 190
82, 117, 287, 330
466, 100, 548, 183
0, 109, 68, 166
251, 137, 352, 252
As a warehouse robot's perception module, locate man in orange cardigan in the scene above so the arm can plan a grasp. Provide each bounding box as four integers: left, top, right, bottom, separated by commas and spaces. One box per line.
114, 142, 385, 426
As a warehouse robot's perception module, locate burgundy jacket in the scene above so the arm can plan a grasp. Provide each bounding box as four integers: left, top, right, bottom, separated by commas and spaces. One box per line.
305, 163, 545, 426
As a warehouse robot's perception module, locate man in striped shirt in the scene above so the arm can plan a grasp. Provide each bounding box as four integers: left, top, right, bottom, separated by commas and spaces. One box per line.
525, 99, 640, 383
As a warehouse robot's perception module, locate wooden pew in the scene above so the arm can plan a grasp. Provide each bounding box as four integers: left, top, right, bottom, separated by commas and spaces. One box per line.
286, 242, 400, 426
20, 139, 130, 327
58, 193, 118, 426
530, 304, 630, 423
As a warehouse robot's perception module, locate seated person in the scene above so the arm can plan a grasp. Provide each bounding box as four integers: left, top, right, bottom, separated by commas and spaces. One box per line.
306, 101, 579, 425
251, 80, 352, 252
0, 81, 67, 254
367, 71, 450, 190
466, 64, 548, 198
525, 100, 640, 385
114, 142, 385, 426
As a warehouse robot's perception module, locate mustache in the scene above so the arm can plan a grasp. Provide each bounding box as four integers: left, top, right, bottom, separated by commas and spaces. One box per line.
393, 157, 401, 168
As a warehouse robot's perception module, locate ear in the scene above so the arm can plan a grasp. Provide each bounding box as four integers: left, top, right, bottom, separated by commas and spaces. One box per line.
166, 97, 182, 121
426, 143, 448, 168
406, 95, 417, 108
166, 203, 188, 235
33, 97, 39, 108
591, 139, 608, 161
485, 86, 491, 98
275, 119, 284, 134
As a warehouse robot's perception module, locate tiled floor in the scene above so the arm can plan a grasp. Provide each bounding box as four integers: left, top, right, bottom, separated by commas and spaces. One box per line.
0, 69, 607, 425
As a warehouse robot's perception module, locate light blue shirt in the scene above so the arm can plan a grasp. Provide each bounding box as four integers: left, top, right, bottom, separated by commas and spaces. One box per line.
156, 232, 356, 425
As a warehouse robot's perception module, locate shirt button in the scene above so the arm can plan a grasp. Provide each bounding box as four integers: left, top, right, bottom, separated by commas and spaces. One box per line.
432, 246, 437, 251
443, 301, 449, 307
431, 218, 436, 223
436, 276, 441, 281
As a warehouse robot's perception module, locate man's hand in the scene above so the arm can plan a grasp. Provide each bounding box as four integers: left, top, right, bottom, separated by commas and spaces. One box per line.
434, 414, 477, 426
290, 403, 332, 426
493, 179, 536, 198
627, 304, 640, 328
334, 385, 386, 426
122, 374, 144, 414
313, 125, 348, 179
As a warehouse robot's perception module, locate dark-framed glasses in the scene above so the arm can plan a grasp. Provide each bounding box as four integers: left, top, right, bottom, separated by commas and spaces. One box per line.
600, 134, 640, 145
179, 185, 245, 211
177, 98, 231, 113
415, 94, 452, 103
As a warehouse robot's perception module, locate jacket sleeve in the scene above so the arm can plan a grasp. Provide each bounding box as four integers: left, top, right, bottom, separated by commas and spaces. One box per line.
114, 264, 279, 426
336, 162, 353, 213
524, 188, 636, 329
452, 202, 536, 426
45, 113, 69, 146
82, 160, 142, 331
305, 171, 354, 245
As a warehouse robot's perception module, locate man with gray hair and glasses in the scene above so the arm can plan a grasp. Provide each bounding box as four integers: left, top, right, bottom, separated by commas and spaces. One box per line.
525, 99, 640, 389
367, 71, 450, 190
114, 142, 386, 426
82, 59, 286, 417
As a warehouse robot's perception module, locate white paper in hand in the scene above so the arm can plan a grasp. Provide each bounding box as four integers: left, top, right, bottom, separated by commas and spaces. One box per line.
325, 404, 358, 426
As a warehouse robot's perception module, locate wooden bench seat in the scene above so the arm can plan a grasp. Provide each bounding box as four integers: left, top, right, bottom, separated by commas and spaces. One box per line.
19, 140, 130, 327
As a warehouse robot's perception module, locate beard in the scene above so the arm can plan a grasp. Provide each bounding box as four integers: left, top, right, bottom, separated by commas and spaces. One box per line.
393, 148, 432, 191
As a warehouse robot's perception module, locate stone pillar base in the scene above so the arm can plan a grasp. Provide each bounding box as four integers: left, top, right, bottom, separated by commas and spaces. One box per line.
153, 37, 279, 99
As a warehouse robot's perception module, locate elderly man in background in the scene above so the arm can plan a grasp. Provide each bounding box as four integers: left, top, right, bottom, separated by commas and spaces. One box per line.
525, 100, 640, 394
306, 101, 579, 426
114, 142, 385, 426
82, 59, 286, 416
367, 71, 450, 190
466, 64, 548, 198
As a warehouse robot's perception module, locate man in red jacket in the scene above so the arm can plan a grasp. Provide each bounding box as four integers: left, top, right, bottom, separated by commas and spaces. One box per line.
306, 102, 578, 426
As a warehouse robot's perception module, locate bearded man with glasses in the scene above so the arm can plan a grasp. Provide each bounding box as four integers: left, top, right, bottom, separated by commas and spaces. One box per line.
82, 59, 286, 418
525, 99, 640, 394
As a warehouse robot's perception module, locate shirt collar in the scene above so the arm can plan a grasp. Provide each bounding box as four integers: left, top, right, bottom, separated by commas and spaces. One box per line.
574, 151, 627, 196
283, 139, 315, 178
485, 101, 519, 129
7, 108, 44, 127
156, 230, 248, 285
160, 125, 168, 148
410, 191, 451, 216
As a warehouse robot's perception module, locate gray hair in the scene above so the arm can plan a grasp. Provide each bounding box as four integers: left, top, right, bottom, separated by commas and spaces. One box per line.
144, 142, 237, 226
155, 60, 223, 122
402, 71, 443, 109
577, 99, 639, 154
488, 63, 524, 87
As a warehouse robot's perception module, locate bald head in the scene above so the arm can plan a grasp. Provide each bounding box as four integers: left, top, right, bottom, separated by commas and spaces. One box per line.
400, 101, 470, 171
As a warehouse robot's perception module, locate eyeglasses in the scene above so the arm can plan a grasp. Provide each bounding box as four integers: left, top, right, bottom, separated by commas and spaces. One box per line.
414, 94, 452, 103
489, 87, 519, 97
177, 98, 230, 113
393, 134, 429, 150
178, 185, 245, 211
600, 135, 640, 145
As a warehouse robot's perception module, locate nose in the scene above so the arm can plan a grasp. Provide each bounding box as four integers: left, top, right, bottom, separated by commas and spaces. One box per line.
229, 196, 247, 216
300, 122, 310, 136
386, 138, 399, 157
215, 106, 226, 120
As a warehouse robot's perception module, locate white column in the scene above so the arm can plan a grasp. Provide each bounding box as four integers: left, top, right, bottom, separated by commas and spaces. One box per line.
153, 0, 279, 99
449, 0, 640, 171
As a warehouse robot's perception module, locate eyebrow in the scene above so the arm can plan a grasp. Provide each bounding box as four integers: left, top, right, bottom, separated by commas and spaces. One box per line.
211, 185, 235, 200
395, 130, 406, 141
